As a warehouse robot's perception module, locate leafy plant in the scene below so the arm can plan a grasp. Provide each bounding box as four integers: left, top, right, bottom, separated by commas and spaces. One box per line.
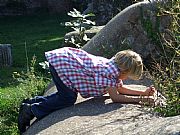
63, 8, 95, 48
147, 0, 180, 116
13, 56, 50, 97
0, 56, 49, 134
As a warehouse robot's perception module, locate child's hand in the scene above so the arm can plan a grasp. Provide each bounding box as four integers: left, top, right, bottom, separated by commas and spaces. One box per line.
116, 79, 123, 88
145, 86, 156, 96
139, 96, 156, 107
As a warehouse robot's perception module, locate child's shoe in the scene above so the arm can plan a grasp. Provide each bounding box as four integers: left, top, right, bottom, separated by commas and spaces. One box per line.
18, 103, 34, 134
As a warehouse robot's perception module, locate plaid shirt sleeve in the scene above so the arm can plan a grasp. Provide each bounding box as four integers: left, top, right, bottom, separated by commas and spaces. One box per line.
94, 74, 118, 87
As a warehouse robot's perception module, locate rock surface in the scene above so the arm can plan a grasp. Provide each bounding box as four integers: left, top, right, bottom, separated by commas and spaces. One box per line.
24, 77, 180, 135
82, 0, 172, 63
63, 26, 104, 47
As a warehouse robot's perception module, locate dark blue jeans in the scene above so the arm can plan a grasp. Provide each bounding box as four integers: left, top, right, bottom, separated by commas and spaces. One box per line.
31, 64, 77, 119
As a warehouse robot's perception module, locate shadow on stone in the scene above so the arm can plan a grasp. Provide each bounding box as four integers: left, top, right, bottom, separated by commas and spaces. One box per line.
25, 96, 123, 135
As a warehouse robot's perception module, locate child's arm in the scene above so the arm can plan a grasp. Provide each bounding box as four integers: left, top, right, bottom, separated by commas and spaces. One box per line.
116, 85, 156, 96
107, 87, 154, 104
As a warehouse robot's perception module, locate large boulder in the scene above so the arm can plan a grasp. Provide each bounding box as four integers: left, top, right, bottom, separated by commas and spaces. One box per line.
24, 83, 179, 135
82, 0, 171, 64
63, 26, 104, 47
24, 72, 172, 135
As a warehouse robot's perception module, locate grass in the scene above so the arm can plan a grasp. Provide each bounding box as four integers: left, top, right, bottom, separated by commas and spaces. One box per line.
0, 13, 70, 135
0, 69, 49, 134
0, 87, 24, 134
0, 13, 70, 87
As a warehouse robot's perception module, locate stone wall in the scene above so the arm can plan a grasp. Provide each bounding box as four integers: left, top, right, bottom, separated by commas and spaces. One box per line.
46, 0, 73, 14
0, 0, 137, 25
83, 0, 135, 25
0, 0, 73, 16
73, 0, 143, 25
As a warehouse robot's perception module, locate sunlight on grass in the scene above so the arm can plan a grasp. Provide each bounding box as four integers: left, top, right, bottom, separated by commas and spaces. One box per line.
48, 37, 63, 42
0, 14, 70, 86
34, 37, 64, 46
0, 14, 69, 67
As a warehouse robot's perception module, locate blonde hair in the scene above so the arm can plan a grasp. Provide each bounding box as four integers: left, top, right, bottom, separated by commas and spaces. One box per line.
114, 50, 143, 80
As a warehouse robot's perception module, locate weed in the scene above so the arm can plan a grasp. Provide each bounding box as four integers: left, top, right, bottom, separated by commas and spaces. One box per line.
13, 56, 50, 97
141, 0, 180, 116
0, 56, 50, 134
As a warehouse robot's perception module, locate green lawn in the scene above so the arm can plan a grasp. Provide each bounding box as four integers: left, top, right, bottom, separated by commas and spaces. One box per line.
0, 14, 70, 87
0, 13, 70, 135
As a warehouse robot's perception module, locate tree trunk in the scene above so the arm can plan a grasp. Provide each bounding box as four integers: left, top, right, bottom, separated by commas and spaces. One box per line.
0, 44, 12, 67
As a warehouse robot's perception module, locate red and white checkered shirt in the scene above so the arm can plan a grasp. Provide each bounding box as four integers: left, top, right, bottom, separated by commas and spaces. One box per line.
45, 47, 122, 98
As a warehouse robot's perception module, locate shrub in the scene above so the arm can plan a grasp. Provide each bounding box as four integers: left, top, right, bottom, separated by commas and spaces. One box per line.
151, 0, 180, 116
0, 56, 49, 134
13, 56, 50, 97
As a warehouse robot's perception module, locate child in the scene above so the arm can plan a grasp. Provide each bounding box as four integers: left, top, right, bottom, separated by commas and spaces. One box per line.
18, 47, 156, 133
